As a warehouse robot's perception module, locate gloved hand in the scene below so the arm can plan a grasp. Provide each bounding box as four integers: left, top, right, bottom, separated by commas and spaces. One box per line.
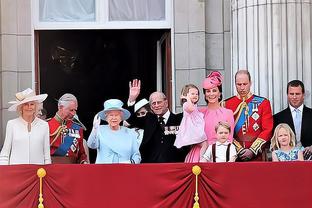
93, 113, 101, 130
303, 146, 312, 160
238, 148, 255, 161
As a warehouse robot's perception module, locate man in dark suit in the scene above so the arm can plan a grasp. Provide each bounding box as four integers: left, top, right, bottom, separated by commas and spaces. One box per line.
126, 79, 188, 163
274, 80, 312, 159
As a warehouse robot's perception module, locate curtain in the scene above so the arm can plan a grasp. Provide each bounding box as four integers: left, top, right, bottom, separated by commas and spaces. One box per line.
1, 162, 312, 207
109, 0, 165, 21
39, 0, 95, 22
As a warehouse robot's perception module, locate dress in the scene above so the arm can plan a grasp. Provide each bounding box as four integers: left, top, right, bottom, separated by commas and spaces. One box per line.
273, 147, 303, 161
49, 114, 87, 164
224, 95, 273, 160
199, 107, 235, 145
0, 117, 51, 165
87, 125, 141, 164
202, 141, 237, 162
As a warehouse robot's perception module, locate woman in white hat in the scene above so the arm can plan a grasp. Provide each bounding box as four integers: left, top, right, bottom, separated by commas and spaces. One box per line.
87, 99, 141, 164
0, 88, 51, 165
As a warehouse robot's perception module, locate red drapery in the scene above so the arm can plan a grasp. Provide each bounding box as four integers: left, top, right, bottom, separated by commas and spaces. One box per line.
0, 162, 312, 208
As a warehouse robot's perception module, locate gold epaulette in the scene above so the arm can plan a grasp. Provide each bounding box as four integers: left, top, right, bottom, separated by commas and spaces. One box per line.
50, 125, 66, 146
250, 138, 266, 155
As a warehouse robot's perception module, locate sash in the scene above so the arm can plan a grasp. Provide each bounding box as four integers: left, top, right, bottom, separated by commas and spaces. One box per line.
234, 96, 264, 135
53, 123, 81, 156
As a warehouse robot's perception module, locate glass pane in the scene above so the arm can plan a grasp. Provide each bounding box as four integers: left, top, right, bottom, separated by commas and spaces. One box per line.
109, 0, 165, 21
39, 0, 95, 22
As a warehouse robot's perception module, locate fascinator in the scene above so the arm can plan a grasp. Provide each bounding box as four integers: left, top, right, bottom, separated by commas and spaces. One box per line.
202, 71, 223, 90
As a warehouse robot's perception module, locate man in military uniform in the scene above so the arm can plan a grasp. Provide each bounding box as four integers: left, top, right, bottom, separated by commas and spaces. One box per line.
224, 70, 273, 161
49, 93, 88, 164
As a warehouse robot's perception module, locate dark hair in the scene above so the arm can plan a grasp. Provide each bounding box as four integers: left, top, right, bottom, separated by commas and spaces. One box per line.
180, 84, 199, 105
235, 70, 251, 82
203, 85, 223, 103
287, 80, 305, 94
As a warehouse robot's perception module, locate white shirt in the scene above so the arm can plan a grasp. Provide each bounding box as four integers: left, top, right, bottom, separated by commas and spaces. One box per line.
289, 104, 303, 145
159, 109, 170, 124
202, 141, 237, 162
0, 117, 51, 165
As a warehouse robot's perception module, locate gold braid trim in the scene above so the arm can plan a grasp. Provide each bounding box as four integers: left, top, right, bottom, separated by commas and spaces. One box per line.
250, 138, 266, 155
50, 125, 66, 146
232, 139, 244, 153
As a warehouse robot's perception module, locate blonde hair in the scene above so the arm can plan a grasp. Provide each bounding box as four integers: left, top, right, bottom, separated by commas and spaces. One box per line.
270, 123, 296, 151
17, 101, 40, 117
180, 84, 199, 105
215, 121, 231, 133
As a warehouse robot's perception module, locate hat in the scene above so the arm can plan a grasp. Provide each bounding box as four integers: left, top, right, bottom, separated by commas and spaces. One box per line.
202, 71, 223, 89
134, 98, 149, 113
98, 99, 131, 121
8, 88, 48, 111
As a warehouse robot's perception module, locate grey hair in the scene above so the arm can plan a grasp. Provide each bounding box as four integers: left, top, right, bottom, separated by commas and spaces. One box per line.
149, 91, 167, 103
58, 93, 78, 108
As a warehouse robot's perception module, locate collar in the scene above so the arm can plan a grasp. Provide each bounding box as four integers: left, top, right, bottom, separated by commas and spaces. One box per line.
159, 109, 170, 124
289, 104, 304, 113
54, 113, 67, 125
18, 116, 39, 126
236, 92, 253, 101
216, 141, 230, 146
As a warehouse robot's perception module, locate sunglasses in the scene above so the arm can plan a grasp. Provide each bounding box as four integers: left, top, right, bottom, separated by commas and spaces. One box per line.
136, 111, 147, 117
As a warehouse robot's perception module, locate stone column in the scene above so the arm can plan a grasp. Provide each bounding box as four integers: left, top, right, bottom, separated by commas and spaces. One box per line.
231, 0, 312, 112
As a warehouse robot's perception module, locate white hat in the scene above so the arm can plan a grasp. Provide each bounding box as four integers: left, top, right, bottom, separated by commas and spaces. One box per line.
8, 88, 48, 111
98, 99, 131, 121
134, 98, 149, 113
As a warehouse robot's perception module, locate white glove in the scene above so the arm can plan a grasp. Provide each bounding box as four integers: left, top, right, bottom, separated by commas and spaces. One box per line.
93, 113, 101, 130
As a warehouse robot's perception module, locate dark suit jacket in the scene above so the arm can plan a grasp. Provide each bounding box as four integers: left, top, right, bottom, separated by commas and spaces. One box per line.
127, 106, 188, 163
273, 105, 312, 147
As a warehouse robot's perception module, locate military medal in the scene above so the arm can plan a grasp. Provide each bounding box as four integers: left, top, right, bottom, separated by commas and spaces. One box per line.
253, 123, 259, 131
252, 112, 259, 121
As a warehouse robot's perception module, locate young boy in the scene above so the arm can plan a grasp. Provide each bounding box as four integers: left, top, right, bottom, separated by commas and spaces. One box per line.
201, 121, 237, 162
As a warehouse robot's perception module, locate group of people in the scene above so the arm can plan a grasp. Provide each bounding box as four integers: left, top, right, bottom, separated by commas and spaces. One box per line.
0, 69, 311, 165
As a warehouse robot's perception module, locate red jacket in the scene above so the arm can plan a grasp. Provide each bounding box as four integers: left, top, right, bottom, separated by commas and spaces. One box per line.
49, 115, 87, 164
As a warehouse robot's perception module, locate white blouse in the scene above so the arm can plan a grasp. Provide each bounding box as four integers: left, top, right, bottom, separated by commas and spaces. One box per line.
0, 117, 51, 165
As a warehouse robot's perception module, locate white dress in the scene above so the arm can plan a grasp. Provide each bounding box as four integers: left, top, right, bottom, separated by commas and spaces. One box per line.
0, 117, 51, 165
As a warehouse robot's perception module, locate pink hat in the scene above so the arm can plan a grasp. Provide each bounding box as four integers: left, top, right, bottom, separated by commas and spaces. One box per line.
202, 71, 223, 89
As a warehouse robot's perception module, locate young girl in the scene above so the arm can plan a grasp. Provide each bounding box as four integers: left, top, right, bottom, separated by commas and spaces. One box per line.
174, 84, 207, 162
270, 123, 304, 161
201, 121, 237, 162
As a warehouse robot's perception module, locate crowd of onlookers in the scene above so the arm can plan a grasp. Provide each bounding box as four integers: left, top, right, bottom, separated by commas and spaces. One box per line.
0, 69, 311, 165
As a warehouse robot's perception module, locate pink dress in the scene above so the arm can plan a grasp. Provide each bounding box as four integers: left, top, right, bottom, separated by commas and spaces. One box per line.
174, 103, 206, 163
199, 107, 234, 145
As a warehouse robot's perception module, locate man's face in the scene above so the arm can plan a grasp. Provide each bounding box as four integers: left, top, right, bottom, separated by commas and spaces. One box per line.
60, 101, 78, 120
235, 73, 251, 98
150, 93, 168, 116
287, 86, 304, 108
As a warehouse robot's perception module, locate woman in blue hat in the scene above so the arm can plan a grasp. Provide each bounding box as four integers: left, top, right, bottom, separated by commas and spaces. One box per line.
87, 99, 141, 164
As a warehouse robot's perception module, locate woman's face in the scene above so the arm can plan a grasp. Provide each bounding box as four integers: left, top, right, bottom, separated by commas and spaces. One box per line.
277, 127, 291, 147
106, 110, 123, 129
21, 101, 37, 117
204, 86, 220, 104
136, 107, 148, 118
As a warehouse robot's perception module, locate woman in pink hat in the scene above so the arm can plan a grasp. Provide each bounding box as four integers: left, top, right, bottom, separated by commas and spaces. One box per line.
199, 71, 235, 146
0, 88, 51, 165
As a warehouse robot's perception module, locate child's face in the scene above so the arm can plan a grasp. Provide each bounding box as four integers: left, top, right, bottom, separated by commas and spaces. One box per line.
188, 88, 199, 104
277, 127, 291, 147
216, 126, 230, 143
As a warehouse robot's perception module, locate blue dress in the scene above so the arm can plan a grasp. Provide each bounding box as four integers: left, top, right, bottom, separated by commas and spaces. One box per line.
87, 125, 141, 164
273, 147, 303, 161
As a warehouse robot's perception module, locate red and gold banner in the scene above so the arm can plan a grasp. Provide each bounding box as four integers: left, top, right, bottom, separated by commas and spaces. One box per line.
0, 162, 312, 208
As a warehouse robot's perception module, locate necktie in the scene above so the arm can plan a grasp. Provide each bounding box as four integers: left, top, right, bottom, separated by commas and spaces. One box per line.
294, 108, 301, 145
158, 116, 165, 131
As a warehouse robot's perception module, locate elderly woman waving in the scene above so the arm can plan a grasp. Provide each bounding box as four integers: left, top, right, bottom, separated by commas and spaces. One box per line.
87, 99, 141, 164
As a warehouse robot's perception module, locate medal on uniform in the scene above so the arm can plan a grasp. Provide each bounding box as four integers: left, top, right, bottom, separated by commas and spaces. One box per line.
253, 123, 259, 131
252, 112, 259, 121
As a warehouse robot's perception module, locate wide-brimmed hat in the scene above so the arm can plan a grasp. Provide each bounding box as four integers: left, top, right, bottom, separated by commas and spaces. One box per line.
98, 99, 130, 121
134, 98, 149, 113
202, 71, 223, 90
8, 88, 48, 111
